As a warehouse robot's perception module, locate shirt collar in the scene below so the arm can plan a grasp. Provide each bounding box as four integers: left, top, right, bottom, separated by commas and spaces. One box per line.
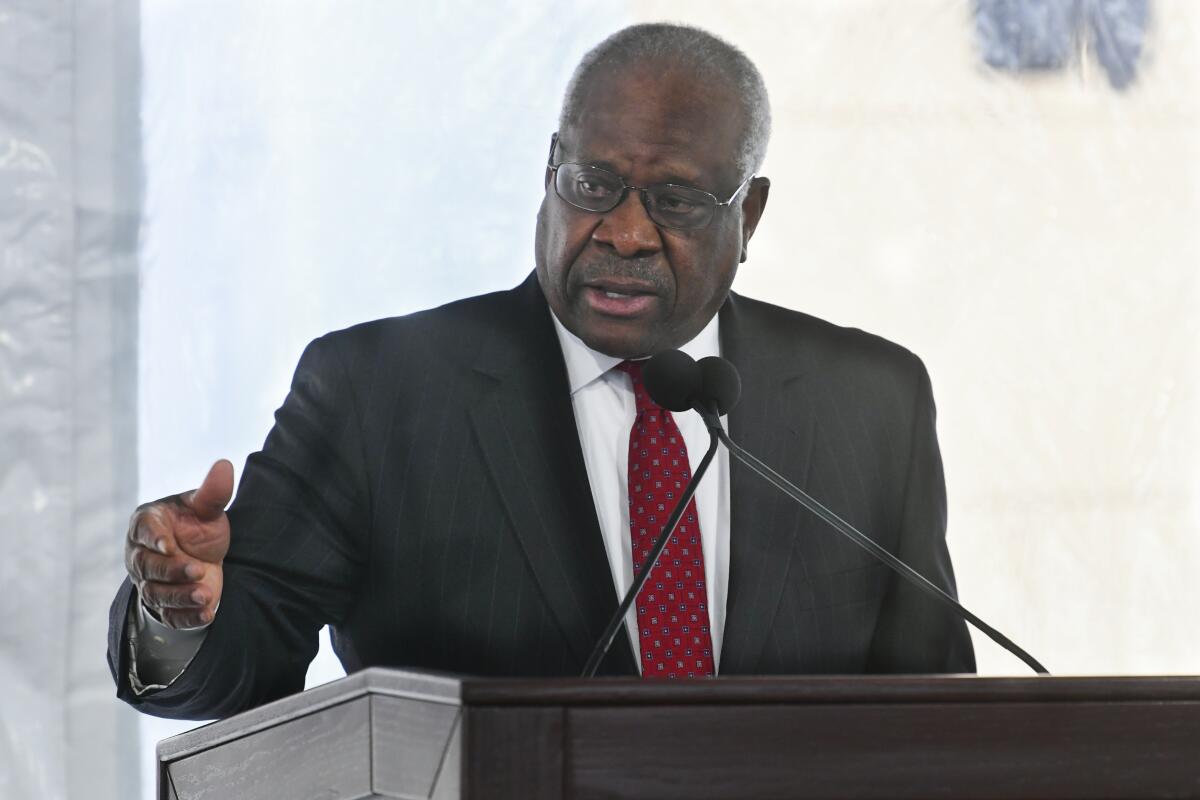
550, 309, 722, 396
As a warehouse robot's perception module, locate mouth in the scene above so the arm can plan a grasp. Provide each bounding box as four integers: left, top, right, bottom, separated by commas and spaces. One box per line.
580, 279, 659, 318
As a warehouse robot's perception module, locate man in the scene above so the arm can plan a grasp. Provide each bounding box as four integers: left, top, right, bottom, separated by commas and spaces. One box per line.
110, 23, 974, 720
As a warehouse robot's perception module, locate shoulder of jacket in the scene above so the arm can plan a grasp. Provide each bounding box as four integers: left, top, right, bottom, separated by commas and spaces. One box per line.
728, 291, 925, 378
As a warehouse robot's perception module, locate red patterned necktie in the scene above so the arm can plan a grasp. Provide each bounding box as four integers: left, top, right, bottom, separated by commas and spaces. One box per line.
617, 360, 716, 679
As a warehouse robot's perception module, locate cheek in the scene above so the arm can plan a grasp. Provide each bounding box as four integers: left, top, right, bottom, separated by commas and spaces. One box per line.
666, 237, 740, 318
536, 202, 567, 284
541, 209, 595, 281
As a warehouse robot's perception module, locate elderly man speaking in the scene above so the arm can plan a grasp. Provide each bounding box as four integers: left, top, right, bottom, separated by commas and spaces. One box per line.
110, 22, 975, 720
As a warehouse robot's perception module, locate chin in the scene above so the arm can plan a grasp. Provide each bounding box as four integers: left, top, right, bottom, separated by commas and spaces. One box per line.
584, 336, 649, 360
574, 327, 652, 360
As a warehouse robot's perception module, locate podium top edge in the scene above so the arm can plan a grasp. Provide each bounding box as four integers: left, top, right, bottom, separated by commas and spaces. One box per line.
455, 673, 1200, 706
157, 668, 464, 761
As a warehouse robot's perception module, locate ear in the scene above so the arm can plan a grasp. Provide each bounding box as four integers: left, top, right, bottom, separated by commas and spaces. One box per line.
545, 131, 560, 190
739, 177, 770, 263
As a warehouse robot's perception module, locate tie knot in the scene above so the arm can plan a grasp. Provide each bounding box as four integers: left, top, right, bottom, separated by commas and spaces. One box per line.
616, 360, 658, 413
616, 359, 642, 379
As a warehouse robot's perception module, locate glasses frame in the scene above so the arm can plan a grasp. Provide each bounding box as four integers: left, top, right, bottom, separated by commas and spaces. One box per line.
546, 132, 754, 231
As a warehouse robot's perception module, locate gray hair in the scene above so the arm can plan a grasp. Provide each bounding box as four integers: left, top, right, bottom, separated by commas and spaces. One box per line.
557, 23, 772, 180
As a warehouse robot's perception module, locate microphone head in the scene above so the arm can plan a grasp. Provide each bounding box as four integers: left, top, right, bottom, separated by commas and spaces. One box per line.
643, 350, 701, 412
697, 356, 742, 415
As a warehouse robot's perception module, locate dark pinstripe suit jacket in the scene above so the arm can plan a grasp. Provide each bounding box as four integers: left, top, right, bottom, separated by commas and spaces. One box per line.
108, 272, 974, 719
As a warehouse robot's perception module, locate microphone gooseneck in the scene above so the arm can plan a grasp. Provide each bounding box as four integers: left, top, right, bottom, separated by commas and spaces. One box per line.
712, 424, 1049, 675
649, 350, 1050, 677
581, 350, 724, 678
580, 421, 719, 677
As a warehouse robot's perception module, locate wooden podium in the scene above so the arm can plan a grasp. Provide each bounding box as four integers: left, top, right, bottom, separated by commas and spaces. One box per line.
156, 668, 1200, 799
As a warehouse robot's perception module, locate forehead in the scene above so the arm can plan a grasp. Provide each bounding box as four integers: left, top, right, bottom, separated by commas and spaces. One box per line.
563, 64, 743, 186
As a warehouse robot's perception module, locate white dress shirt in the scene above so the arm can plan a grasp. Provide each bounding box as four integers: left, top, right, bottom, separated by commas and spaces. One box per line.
549, 314, 730, 673
129, 310, 732, 688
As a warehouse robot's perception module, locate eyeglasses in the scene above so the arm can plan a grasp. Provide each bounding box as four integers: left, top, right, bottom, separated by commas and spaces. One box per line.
546, 132, 753, 231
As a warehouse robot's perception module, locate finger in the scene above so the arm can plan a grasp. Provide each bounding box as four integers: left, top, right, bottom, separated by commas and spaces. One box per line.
127, 505, 178, 557
158, 607, 214, 630
173, 508, 231, 565
127, 545, 206, 584
140, 580, 210, 610
184, 459, 235, 522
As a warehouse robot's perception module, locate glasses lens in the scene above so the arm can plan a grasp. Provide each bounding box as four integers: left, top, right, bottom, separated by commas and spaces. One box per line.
552, 163, 720, 230
644, 185, 716, 230
555, 164, 625, 212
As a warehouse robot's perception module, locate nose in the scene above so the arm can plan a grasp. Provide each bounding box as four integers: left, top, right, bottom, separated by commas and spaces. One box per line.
591, 190, 663, 258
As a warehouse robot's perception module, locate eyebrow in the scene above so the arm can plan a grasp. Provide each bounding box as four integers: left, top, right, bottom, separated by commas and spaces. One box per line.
555, 134, 713, 191
574, 157, 709, 191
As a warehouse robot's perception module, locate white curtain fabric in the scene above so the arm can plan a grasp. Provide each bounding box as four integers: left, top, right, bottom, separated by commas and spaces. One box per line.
0, 1, 141, 798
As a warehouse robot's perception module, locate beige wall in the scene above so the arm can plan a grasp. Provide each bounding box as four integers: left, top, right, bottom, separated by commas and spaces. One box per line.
633, 1, 1199, 674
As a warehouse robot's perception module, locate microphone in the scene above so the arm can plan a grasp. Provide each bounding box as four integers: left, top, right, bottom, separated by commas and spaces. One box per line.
642, 349, 702, 411
640, 352, 741, 416
696, 356, 740, 415
579, 351, 721, 678
660, 351, 1048, 676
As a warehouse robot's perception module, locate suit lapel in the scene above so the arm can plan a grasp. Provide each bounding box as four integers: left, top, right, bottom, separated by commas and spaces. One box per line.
719, 294, 819, 674
467, 275, 637, 675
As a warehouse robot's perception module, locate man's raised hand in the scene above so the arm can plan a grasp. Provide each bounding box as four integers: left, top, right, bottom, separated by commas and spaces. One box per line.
125, 460, 234, 629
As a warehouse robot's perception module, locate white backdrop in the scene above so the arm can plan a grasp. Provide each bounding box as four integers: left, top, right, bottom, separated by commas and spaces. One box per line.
2, 1, 1194, 798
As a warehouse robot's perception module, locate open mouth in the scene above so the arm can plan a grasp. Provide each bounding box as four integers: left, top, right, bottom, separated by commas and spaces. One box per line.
582, 284, 657, 317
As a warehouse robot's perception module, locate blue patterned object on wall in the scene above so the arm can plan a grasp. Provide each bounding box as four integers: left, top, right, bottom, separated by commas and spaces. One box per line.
975, 0, 1080, 70
1085, 0, 1149, 89
974, 0, 1149, 89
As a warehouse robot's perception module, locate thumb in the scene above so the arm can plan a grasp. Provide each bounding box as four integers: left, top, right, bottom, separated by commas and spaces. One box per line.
185, 459, 235, 521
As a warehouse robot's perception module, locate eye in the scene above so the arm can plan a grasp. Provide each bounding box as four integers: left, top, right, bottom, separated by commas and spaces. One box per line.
655, 192, 700, 213
574, 172, 618, 198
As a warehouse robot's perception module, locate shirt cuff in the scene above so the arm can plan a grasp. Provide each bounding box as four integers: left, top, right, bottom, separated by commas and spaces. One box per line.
126, 593, 213, 695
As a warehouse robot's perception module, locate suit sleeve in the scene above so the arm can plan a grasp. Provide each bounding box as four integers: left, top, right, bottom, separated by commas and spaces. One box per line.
107, 333, 370, 719
865, 359, 976, 674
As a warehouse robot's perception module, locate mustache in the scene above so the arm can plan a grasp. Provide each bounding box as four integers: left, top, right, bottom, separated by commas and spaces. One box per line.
572, 254, 669, 293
